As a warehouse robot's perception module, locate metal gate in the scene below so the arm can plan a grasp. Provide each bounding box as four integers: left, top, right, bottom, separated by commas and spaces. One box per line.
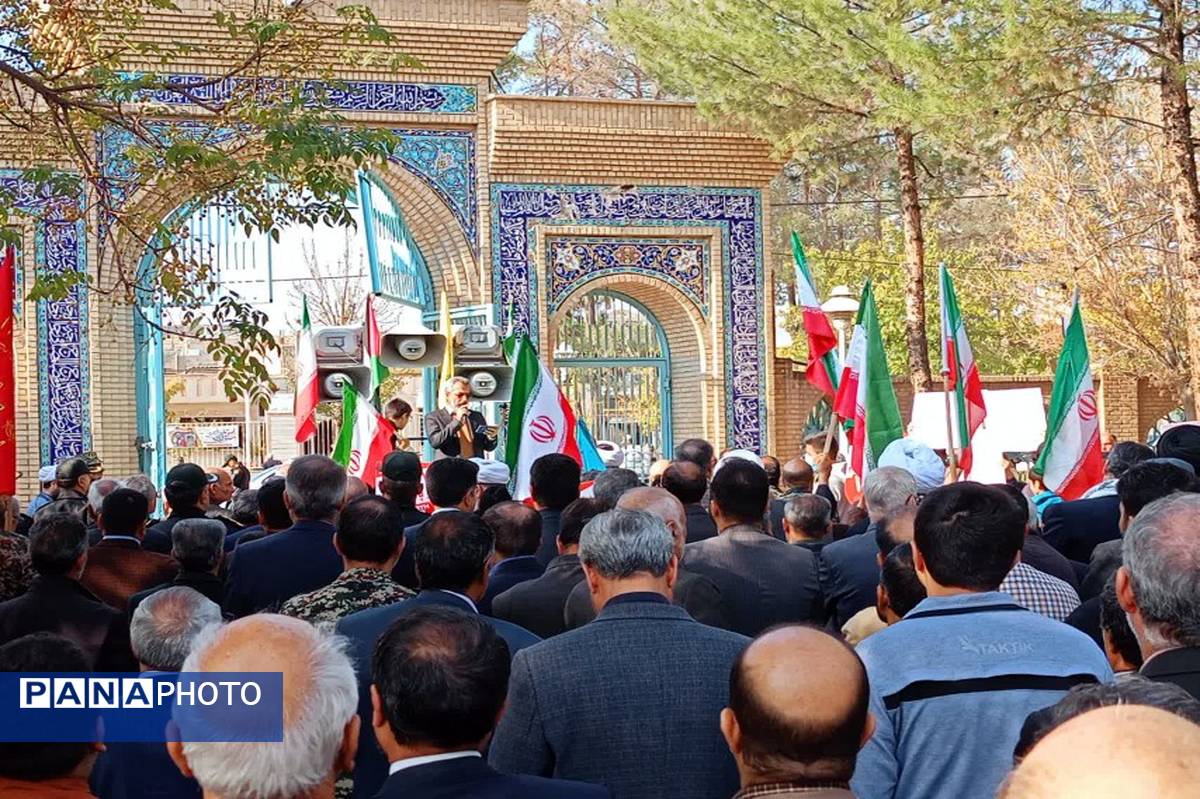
554, 291, 671, 477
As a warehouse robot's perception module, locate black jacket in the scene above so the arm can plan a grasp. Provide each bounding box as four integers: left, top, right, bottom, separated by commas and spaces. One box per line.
684, 503, 718, 544
1041, 495, 1122, 563
816, 527, 879, 630
0, 575, 135, 670
144, 506, 210, 554
375, 755, 608, 799
425, 408, 497, 458
1141, 646, 1200, 701
127, 571, 226, 619
535, 508, 564, 566
480, 556, 544, 616
492, 554, 586, 638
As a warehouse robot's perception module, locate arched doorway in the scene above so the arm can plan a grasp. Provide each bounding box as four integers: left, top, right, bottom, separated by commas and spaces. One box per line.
553, 290, 671, 477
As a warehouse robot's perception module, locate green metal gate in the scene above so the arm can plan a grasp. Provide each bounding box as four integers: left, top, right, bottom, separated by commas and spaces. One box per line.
553, 291, 671, 477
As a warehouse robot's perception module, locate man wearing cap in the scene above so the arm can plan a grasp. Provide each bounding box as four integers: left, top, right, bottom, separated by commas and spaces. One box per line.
425, 376, 497, 459
378, 451, 429, 529
34, 458, 92, 521
142, 463, 217, 554
26, 466, 58, 517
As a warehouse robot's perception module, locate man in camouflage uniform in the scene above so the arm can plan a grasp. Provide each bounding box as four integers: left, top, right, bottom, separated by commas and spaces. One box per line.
280, 494, 414, 623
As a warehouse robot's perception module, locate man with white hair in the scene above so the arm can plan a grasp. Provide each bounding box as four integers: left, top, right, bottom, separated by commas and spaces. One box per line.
120, 473, 160, 521
167, 615, 359, 799
83, 477, 119, 546
424, 376, 497, 459
818, 465, 917, 629
1117, 492, 1200, 699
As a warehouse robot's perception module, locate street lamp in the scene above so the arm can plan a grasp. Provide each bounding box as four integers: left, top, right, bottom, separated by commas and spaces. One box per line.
821, 285, 860, 362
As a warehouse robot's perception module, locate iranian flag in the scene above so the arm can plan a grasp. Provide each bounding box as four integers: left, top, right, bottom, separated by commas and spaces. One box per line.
294, 296, 319, 443
1035, 292, 1104, 500
362, 293, 388, 401
939, 265, 987, 473
832, 282, 903, 479
331, 388, 395, 488
505, 334, 582, 500
791, 232, 840, 398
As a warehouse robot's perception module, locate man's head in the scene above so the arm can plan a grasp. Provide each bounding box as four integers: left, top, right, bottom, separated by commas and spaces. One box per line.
86, 477, 119, 521
592, 468, 642, 506
335, 495, 406, 571
371, 606, 510, 758
1155, 422, 1200, 473
481, 501, 542, 561
121, 474, 158, 516
874, 506, 917, 562
206, 468, 234, 505
423, 457, 480, 511
284, 455, 347, 523
674, 438, 716, 474
379, 451, 422, 508
780, 457, 814, 493
442, 376, 471, 410
1104, 441, 1154, 480
579, 508, 677, 608
169, 615, 358, 799
709, 458, 769, 530
761, 456, 781, 490
877, 543, 926, 624
1100, 576, 1142, 674
913, 483, 1025, 593
862, 466, 917, 522
172, 518, 226, 574
0, 633, 95, 781
661, 460, 707, 506
1000, 706, 1200, 799
383, 397, 412, 427
783, 495, 832, 543
647, 458, 671, 487
37, 465, 56, 493
412, 511, 493, 597
99, 487, 150, 538
28, 513, 87, 578
257, 478, 291, 532
557, 497, 606, 555
227, 488, 259, 527
1117, 492, 1200, 657
130, 587, 222, 672
344, 476, 370, 504
55, 457, 92, 494
1116, 460, 1195, 531
529, 453, 580, 511
617, 486, 687, 557
163, 463, 215, 513
722, 625, 871, 787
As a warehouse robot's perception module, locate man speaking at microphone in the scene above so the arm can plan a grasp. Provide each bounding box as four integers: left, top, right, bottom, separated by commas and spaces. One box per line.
425, 376, 498, 459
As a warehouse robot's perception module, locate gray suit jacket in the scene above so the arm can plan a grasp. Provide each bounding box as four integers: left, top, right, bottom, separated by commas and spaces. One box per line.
562, 567, 732, 631
683, 524, 824, 636
489, 597, 748, 799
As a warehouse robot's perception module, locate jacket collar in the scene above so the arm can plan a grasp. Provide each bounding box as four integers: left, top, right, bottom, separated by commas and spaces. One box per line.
29, 574, 101, 602
381, 755, 494, 793
721, 523, 769, 539
490, 555, 540, 575
167, 506, 207, 521
1141, 645, 1200, 677
547, 553, 581, 572
284, 519, 337, 535
595, 595, 694, 623
95, 536, 141, 549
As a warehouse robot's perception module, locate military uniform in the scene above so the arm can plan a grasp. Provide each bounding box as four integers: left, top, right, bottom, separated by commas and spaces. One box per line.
0, 533, 33, 602
278, 567, 414, 623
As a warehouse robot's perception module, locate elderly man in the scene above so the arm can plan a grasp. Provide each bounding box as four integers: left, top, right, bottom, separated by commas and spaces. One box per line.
768, 456, 830, 539
204, 467, 240, 533
479, 501, 544, 615
818, 465, 917, 629
35, 458, 92, 520
591, 468, 641, 506
782, 494, 833, 553
722, 626, 872, 799
1116, 492, 1200, 699
489, 509, 750, 799
223, 455, 347, 617
564, 487, 730, 630
83, 477, 119, 546
370, 607, 608, 799
166, 615, 359, 799
424, 376, 497, 459
121, 474, 160, 522
130, 518, 227, 615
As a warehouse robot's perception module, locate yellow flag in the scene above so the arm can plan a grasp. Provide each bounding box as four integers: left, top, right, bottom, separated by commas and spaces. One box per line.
439, 291, 454, 390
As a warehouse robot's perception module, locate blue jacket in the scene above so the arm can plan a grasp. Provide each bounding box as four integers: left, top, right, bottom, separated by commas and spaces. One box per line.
1040, 494, 1121, 563
222, 520, 341, 617
481, 555, 544, 615
375, 756, 609, 799
337, 589, 541, 798
852, 591, 1112, 799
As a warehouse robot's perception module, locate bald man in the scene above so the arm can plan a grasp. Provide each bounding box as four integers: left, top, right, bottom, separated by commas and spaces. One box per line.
204, 467, 241, 534
722, 625, 872, 798
563, 487, 732, 630
999, 705, 1200, 798
167, 615, 359, 799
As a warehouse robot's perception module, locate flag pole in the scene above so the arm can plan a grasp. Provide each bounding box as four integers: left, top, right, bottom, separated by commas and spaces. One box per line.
942, 370, 959, 481
822, 406, 838, 456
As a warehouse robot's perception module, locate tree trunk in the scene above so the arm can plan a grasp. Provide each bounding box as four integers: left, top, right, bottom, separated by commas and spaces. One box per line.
895, 127, 933, 391
1159, 5, 1200, 419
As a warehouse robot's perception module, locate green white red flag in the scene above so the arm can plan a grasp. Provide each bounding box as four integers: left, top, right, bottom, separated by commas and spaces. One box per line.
939, 265, 987, 473
293, 296, 318, 443
1035, 292, 1104, 500
504, 334, 582, 500
791, 232, 840, 398
832, 282, 904, 479
362, 293, 388, 401
331, 387, 395, 488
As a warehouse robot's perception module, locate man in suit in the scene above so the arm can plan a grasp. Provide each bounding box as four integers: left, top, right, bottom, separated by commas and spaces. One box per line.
492, 498, 605, 638
144, 463, 217, 554
782, 494, 834, 554
226, 476, 290, 550
425, 376, 498, 459
769, 457, 814, 540
338, 511, 540, 798
128, 518, 226, 618
480, 502, 544, 614
817, 466, 917, 630
531, 453, 582, 565
1042, 441, 1153, 563
223, 455, 346, 617
490, 508, 748, 798
370, 606, 608, 799
1117, 492, 1200, 699
393, 457, 481, 588
683, 460, 823, 635
721, 626, 870, 799
0, 514, 135, 670
378, 450, 430, 529
564, 487, 731, 630
80, 488, 177, 610
662, 461, 718, 543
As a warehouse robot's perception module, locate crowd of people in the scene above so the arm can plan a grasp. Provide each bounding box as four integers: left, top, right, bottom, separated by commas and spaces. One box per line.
2, 421, 1200, 798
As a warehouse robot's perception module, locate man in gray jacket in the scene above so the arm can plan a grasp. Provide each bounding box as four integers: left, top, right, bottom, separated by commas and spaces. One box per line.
489, 508, 749, 798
